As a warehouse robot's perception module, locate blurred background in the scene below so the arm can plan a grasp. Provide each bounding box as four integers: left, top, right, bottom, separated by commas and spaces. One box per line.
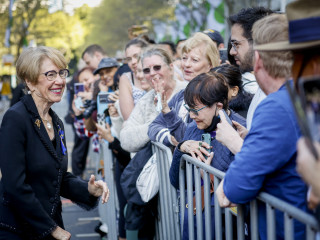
0, 0, 291, 79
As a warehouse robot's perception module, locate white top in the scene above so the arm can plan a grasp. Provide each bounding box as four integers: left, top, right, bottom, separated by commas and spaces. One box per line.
242, 72, 259, 95
246, 87, 266, 130
120, 80, 187, 153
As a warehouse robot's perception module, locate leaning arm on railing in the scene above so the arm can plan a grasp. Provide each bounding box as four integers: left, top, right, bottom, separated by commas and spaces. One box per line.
148, 119, 174, 147
169, 124, 212, 189
221, 99, 306, 205
216, 179, 236, 208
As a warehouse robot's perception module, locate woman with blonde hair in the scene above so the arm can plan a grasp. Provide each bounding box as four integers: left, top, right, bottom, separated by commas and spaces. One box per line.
0, 46, 109, 240
148, 32, 220, 146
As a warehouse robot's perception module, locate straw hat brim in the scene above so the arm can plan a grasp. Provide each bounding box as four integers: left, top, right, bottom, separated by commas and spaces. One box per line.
254, 39, 320, 51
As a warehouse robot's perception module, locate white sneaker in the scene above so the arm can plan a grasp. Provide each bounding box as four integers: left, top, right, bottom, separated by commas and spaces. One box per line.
99, 223, 108, 233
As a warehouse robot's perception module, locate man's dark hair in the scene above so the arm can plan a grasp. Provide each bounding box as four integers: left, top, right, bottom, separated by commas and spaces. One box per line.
159, 41, 176, 55
82, 44, 106, 58
229, 7, 273, 40
75, 66, 95, 83
211, 65, 243, 91
125, 38, 149, 51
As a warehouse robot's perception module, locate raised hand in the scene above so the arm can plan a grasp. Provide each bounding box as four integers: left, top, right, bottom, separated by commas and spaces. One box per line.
88, 175, 110, 204
108, 104, 119, 117
96, 123, 114, 143
216, 110, 243, 154
232, 120, 248, 139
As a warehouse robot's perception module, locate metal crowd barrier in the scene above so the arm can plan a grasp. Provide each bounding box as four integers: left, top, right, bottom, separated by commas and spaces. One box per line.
99, 142, 119, 240
179, 154, 320, 240
152, 142, 181, 240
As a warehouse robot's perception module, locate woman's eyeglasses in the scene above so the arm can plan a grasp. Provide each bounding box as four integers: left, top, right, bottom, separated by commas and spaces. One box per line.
184, 104, 207, 116
142, 65, 162, 75
42, 69, 69, 81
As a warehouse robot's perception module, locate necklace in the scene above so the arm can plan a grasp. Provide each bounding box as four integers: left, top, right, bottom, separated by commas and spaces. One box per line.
41, 118, 52, 130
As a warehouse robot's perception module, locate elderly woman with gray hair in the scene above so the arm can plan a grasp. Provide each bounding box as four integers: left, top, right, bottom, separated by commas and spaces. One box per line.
119, 46, 186, 239
120, 46, 186, 153
0, 46, 109, 240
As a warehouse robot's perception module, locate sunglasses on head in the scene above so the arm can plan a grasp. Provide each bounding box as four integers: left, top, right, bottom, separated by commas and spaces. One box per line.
142, 65, 162, 75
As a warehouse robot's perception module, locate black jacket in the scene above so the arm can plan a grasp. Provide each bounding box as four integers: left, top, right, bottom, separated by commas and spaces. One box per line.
0, 94, 98, 239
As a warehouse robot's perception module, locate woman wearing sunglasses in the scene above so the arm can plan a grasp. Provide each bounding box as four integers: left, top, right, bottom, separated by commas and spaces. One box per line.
119, 47, 186, 239
0, 46, 110, 240
148, 32, 220, 147
169, 72, 246, 240
120, 46, 186, 153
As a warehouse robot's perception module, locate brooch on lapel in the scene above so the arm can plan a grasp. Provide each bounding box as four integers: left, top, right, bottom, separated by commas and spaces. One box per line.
35, 119, 41, 129
58, 125, 67, 155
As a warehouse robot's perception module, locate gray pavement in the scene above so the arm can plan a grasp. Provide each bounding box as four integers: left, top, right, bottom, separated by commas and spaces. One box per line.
53, 93, 106, 240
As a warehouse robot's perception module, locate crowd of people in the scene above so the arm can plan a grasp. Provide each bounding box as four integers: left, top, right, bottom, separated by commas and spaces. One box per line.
0, 0, 320, 239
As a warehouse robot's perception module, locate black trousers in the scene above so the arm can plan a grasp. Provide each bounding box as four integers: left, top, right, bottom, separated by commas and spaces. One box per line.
71, 133, 90, 177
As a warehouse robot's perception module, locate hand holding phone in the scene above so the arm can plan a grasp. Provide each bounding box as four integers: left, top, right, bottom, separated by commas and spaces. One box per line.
201, 133, 212, 159
97, 92, 112, 127
74, 97, 84, 110
221, 109, 233, 126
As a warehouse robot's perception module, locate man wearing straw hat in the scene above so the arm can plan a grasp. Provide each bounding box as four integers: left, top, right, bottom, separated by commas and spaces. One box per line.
216, 11, 309, 240
237, 0, 320, 221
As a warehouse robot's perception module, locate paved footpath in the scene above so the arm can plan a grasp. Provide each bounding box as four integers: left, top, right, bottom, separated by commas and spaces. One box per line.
53, 93, 107, 240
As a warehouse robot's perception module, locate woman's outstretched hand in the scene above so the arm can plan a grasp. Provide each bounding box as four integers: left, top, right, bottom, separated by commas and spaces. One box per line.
51, 226, 71, 240
88, 175, 110, 204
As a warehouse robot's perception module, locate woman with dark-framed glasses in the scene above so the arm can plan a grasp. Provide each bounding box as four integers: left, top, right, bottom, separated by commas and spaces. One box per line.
0, 46, 110, 240
169, 72, 246, 240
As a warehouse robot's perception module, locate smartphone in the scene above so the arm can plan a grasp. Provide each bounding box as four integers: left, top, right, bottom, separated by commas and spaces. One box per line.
221, 109, 233, 126
105, 93, 116, 104
286, 80, 318, 159
97, 92, 111, 126
201, 133, 212, 158
74, 83, 85, 95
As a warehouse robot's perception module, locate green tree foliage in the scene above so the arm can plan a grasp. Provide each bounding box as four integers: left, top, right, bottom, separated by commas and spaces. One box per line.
29, 8, 88, 63
0, 1, 91, 73
85, 0, 175, 56
5, 0, 45, 58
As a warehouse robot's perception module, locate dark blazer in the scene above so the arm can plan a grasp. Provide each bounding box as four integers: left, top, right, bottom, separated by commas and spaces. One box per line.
0, 94, 98, 239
